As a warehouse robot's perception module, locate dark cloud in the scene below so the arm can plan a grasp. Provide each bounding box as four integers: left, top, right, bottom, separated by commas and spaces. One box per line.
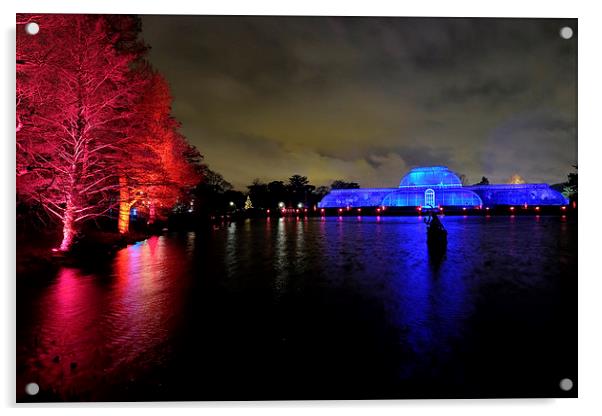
362, 145, 454, 170
141, 16, 577, 189
481, 110, 577, 183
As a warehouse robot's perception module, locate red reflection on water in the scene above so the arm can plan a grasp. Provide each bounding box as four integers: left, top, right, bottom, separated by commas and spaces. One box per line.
23, 267, 103, 395
19, 236, 190, 400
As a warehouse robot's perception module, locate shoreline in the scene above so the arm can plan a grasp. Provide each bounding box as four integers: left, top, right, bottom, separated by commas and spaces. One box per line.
16, 230, 155, 278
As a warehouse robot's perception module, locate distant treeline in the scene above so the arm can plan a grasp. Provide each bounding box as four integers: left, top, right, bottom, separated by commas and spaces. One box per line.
188, 168, 360, 214
188, 165, 578, 216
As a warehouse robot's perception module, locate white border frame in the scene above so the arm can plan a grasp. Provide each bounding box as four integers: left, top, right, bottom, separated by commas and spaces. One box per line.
3, 1, 601, 414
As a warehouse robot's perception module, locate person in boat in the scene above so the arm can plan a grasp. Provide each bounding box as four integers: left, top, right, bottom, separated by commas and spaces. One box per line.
424, 209, 444, 231
428, 211, 444, 231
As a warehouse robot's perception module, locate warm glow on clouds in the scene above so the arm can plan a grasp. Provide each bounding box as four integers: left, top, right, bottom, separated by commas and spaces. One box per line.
142, 16, 577, 189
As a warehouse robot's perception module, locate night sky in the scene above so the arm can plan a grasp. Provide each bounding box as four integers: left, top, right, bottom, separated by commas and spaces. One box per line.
141, 16, 577, 190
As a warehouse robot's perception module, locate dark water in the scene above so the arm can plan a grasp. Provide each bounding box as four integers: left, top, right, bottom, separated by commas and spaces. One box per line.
17, 216, 577, 401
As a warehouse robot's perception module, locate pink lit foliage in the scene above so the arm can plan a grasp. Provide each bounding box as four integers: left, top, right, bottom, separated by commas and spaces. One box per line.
16, 14, 200, 250
117, 72, 202, 233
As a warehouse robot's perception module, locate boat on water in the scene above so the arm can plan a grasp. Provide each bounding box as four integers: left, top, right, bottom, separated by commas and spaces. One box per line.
427, 223, 447, 250
424, 207, 447, 251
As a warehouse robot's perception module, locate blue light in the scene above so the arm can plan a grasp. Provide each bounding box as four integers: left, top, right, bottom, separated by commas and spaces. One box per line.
318, 166, 568, 208
381, 188, 482, 208
131, 208, 138, 217
468, 184, 569, 206
399, 166, 462, 188
318, 188, 395, 208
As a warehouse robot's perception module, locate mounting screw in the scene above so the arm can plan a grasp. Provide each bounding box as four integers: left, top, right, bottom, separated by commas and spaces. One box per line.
559, 378, 574, 391
25, 22, 40, 35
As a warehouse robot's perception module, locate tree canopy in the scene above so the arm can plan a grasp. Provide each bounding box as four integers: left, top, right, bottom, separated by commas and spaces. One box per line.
331, 180, 360, 189
16, 14, 201, 250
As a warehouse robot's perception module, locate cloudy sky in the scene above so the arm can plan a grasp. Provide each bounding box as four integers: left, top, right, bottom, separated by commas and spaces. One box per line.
141, 16, 577, 190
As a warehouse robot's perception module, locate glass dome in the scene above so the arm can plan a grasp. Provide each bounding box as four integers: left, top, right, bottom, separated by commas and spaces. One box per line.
399, 166, 462, 188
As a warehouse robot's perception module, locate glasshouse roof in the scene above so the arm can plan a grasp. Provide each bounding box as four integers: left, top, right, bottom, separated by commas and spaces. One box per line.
398, 166, 462, 188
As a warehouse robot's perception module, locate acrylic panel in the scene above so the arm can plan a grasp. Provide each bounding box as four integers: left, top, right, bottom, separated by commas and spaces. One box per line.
16, 14, 577, 402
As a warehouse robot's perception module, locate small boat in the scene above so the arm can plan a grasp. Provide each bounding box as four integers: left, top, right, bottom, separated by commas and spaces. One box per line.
427, 224, 447, 251
424, 207, 447, 251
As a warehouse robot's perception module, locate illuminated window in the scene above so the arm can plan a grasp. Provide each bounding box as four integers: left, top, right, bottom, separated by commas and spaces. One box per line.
424, 188, 435, 207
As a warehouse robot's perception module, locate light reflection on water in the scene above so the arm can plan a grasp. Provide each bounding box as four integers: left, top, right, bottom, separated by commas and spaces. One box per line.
18, 235, 195, 400
17, 216, 576, 400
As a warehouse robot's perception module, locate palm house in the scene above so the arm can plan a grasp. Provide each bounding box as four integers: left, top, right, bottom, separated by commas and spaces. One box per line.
318, 166, 568, 209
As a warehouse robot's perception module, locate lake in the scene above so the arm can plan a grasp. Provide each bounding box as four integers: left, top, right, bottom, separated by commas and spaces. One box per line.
17, 215, 577, 401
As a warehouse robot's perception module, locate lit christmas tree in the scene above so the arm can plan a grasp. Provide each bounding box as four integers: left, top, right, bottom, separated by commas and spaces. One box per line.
244, 195, 253, 210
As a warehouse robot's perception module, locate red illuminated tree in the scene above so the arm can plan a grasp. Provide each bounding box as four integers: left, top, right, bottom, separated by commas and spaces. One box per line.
17, 14, 202, 248
116, 71, 201, 234
17, 15, 151, 251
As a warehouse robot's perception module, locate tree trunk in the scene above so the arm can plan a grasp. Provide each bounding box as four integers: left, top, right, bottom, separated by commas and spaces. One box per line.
118, 175, 130, 234
148, 202, 156, 225
59, 198, 76, 251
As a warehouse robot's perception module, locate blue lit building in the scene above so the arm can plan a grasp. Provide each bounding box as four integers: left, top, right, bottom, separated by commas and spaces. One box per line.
318, 166, 568, 208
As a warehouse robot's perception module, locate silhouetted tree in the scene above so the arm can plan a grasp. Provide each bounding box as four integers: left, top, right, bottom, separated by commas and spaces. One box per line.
247, 179, 270, 208
266, 181, 288, 207
192, 166, 236, 216
474, 176, 490, 185
287, 175, 311, 207
314, 186, 330, 197
289, 175, 309, 190
201, 167, 233, 193
563, 165, 577, 202
331, 180, 360, 189
224, 190, 245, 210
309, 186, 331, 208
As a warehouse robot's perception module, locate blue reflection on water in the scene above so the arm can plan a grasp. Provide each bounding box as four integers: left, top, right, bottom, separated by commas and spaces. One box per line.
17, 215, 575, 400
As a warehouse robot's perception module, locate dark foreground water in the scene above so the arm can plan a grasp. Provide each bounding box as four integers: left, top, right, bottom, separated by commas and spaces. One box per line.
17, 216, 577, 401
